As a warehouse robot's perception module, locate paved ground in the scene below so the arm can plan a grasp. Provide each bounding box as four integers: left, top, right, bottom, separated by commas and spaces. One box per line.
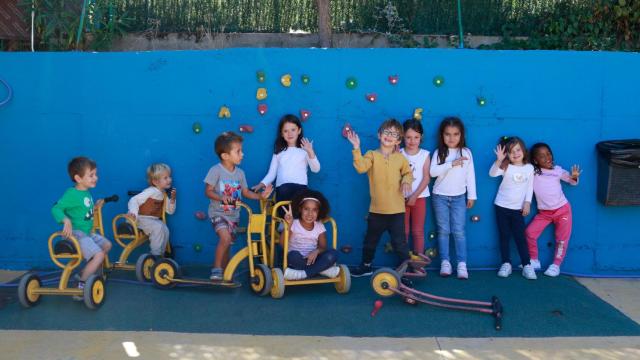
1, 271, 639, 359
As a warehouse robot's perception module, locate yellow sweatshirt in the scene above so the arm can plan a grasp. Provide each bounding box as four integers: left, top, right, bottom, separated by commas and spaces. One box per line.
352, 149, 414, 214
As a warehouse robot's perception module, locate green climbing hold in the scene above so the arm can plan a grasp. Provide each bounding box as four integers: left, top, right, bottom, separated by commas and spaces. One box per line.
345, 77, 358, 90
432, 75, 444, 87
192, 122, 202, 134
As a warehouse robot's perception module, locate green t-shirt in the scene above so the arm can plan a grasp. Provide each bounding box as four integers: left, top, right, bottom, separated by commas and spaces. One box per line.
51, 187, 94, 234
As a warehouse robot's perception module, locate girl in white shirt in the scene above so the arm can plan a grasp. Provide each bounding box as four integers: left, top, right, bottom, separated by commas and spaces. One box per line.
489, 136, 536, 280
252, 114, 320, 208
400, 119, 431, 256
430, 117, 476, 279
280, 189, 340, 281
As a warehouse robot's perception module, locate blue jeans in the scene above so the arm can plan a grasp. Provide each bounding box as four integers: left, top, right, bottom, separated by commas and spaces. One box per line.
288, 249, 339, 277
432, 194, 467, 263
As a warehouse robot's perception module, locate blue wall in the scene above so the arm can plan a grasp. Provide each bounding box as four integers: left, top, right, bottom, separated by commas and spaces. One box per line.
1, 49, 639, 275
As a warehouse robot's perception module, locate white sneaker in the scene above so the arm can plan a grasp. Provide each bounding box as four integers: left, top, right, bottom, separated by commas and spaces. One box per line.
530, 259, 541, 270
497, 263, 512, 278
284, 268, 307, 280
522, 264, 537, 280
440, 260, 452, 277
544, 264, 560, 277
457, 262, 468, 280
319, 265, 340, 278
73, 282, 84, 301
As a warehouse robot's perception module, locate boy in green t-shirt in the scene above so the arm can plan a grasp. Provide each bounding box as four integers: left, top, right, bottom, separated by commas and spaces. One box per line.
51, 157, 112, 299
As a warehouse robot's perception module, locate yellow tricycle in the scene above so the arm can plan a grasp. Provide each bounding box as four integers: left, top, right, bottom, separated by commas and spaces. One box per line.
150, 202, 274, 295
267, 201, 351, 299
110, 191, 173, 282
17, 195, 118, 310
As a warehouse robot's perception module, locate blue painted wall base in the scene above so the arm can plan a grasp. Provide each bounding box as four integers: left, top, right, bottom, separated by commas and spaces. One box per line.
1, 49, 639, 275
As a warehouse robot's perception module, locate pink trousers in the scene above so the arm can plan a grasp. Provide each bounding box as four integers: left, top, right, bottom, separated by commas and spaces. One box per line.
405, 197, 427, 254
525, 203, 572, 266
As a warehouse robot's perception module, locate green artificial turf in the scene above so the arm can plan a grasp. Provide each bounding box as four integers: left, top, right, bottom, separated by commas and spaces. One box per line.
1, 268, 639, 337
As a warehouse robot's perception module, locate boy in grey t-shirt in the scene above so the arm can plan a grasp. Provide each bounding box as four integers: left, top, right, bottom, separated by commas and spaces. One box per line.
204, 132, 273, 280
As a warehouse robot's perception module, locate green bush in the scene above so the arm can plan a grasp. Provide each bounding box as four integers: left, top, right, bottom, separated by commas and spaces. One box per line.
20, 0, 132, 51
486, 0, 640, 51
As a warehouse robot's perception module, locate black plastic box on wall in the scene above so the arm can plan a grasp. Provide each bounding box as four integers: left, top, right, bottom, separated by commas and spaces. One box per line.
596, 140, 640, 206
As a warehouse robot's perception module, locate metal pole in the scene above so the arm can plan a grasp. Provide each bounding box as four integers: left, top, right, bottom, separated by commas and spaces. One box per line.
76, 0, 90, 50
456, 0, 464, 49
31, 2, 35, 52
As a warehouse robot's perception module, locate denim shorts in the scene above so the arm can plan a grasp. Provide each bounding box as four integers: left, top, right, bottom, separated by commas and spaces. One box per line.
72, 230, 110, 261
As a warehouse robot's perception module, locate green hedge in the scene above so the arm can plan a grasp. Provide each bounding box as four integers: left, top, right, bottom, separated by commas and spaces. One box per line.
17, 0, 640, 51
114, 0, 557, 35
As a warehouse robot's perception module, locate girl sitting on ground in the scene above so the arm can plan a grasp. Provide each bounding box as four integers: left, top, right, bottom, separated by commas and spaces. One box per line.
281, 189, 340, 280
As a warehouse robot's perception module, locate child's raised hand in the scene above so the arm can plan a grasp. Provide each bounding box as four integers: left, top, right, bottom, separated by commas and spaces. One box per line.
494, 144, 506, 163
571, 165, 582, 179
283, 204, 293, 225
301, 137, 315, 155
95, 198, 105, 209
346, 130, 360, 149
170, 188, 177, 201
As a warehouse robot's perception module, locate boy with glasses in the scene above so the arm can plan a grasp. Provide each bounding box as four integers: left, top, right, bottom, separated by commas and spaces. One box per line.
346, 119, 414, 277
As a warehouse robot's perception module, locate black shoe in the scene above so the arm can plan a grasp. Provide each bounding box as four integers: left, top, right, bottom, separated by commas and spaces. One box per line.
400, 276, 413, 288
350, 263, 373, 277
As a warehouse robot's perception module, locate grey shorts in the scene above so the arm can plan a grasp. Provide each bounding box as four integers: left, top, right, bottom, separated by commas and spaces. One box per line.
72, 230, 110, 260
211, 216, 238, 242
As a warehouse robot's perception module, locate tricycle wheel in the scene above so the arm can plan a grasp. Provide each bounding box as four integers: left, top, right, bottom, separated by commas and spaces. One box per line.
135, 253, 156, 283
250, 263, 273, 296
270, 268, 285, 299
152, 259, 179, 289
18, 273, 41, 308
83, 274, 105, 310
371, 268, 400, 297
334, 265, 351, 294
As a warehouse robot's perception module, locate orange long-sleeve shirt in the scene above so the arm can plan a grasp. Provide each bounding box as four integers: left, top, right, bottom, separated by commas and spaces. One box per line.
352, 149, 414, 214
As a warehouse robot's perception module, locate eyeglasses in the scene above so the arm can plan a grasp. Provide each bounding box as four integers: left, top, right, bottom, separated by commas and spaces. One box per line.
382, 130, 400, 139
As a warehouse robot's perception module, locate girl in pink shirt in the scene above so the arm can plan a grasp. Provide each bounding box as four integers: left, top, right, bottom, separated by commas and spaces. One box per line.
526, 143, 581, 277
281, 189, 340, 281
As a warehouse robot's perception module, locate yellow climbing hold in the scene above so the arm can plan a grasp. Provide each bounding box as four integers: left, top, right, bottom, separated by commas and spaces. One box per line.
413, 108, 423, 121
280, 74, 291, 87
218, 106, 231, 119
256, 88, 267, 100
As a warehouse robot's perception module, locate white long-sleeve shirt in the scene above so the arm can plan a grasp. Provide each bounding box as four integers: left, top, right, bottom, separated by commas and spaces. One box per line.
489, 163, 534, 210
127, 186, 176, 217
430, 148, 477, 199
260, 147, 320, 187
